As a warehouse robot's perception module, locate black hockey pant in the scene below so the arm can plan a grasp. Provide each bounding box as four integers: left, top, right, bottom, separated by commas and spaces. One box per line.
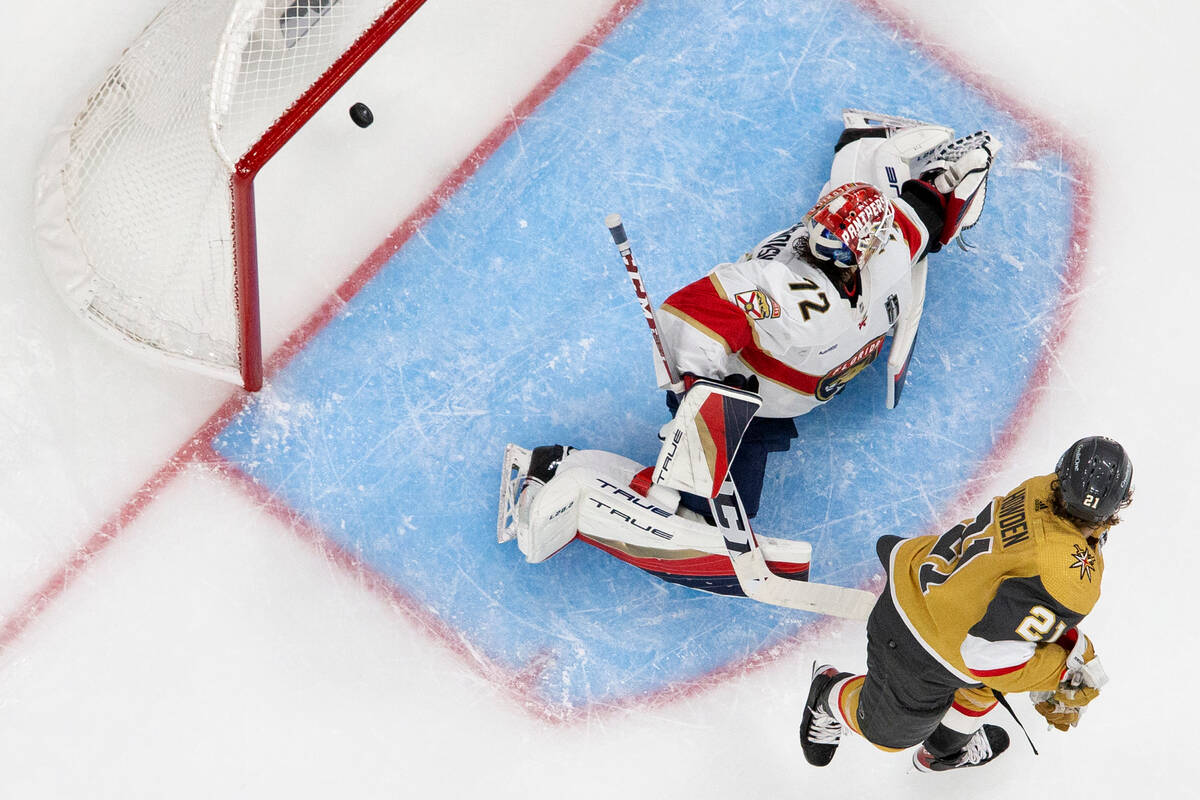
856, 535, 985, 756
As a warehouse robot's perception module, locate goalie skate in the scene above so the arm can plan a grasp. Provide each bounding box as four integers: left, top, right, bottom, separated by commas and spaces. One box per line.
842, 107, 951, 136
497, 444, 532, 543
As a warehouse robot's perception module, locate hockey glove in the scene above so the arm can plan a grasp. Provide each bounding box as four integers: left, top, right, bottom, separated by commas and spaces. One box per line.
1030, 634, 1107, 731
921, 131, 998, 246
1034, 685, 1102, 731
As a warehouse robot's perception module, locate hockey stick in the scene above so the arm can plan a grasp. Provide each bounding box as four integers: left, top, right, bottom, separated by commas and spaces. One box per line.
605, 214, 681, 391
710, 470, 873, 619
605, 214, 875, 619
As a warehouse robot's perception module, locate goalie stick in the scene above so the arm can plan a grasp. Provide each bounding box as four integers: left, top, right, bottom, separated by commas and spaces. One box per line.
712, 470, 874, 619
605, 214, 875, 619
606, 213, 680, 391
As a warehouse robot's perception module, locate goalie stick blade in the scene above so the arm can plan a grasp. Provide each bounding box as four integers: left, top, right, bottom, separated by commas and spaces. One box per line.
729, 550, 876, 619
497, 444, 532, 543
708, 472, 875, 618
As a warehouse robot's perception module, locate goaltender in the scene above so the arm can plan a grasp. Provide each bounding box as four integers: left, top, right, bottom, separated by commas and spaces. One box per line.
800, 436, 1133, 772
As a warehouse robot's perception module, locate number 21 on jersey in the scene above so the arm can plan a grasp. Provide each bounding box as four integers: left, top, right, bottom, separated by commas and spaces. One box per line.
918, 501, 995, 594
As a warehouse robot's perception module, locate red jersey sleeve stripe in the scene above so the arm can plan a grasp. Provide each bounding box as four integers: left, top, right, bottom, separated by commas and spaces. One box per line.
738, 344, 821, 395
661, 276, 753, 353
968, 663, 1027, 678
892, 206, 924, 261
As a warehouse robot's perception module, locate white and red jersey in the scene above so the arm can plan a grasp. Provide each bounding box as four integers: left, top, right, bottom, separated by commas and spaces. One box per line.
659, 193, 935, 418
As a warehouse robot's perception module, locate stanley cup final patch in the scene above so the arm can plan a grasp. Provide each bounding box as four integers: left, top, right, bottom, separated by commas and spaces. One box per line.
734, 289, 781, 321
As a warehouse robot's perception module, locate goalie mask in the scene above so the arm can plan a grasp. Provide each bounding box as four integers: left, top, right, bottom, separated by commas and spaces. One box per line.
803, 182, 894, 269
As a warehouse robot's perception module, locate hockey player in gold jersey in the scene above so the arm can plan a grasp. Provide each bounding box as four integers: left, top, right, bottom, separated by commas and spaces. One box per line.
799, 436, 1133, 772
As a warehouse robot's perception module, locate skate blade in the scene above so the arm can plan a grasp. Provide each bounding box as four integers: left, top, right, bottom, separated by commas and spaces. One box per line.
841, 107, 945, 131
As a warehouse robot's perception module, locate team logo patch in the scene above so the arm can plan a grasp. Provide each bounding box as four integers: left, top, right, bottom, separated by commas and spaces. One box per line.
1069, 543, 1097, 582
815, 335, 886, 401
734, 289, 781, 321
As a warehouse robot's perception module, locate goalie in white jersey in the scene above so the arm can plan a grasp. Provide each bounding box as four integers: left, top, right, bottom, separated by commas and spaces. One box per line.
658, 116, 998, 518
498, 112, 998, 612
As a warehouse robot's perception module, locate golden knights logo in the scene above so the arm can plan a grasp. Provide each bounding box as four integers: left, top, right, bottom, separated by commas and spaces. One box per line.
815, 335, 886, 401
734, 289, 781, 321
1069, 543, 1097, 582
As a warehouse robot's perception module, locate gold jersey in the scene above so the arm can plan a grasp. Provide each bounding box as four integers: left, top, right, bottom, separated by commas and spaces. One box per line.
887, 474, 1104, 693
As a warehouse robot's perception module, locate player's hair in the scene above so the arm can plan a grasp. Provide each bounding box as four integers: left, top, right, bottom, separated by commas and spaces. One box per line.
1051, 479, 1133, 530
795, 233, 863, 298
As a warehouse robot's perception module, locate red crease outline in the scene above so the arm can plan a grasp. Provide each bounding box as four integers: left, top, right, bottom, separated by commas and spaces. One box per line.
2, 0, 1092, 726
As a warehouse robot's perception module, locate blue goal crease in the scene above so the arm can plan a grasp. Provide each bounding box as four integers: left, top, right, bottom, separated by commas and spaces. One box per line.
212, 0, 1077, 712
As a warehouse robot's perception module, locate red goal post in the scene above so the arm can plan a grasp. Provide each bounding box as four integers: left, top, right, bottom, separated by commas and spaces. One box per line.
34, 0, 429, 391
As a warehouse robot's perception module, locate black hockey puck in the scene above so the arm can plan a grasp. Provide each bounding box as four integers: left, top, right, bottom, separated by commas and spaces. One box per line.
349, 102, 374, 128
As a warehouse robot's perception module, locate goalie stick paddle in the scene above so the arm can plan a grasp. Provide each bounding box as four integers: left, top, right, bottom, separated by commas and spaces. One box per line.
606, 213, 876, 619
709, 471, 875, 620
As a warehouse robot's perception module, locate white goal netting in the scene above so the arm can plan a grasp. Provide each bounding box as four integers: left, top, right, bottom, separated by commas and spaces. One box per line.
35, 0, 410, 386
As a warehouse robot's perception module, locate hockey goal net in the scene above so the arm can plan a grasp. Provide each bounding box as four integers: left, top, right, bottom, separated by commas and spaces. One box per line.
35, 0, 427, 390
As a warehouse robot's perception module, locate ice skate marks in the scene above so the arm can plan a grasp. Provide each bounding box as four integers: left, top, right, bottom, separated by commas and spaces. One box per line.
212, 0, 1082, 715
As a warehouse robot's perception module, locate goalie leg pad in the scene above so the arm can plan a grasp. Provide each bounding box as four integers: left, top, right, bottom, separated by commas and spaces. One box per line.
517, 449, 644, 563
518, 467, 583, 563
828, 124, 953, 200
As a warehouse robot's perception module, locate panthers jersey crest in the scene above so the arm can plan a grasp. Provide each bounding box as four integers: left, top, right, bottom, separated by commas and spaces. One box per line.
734, 289, 781, 321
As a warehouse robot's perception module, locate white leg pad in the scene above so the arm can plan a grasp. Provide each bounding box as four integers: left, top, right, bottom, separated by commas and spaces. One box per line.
517, 449, 644, 563
828, 125, 953, 200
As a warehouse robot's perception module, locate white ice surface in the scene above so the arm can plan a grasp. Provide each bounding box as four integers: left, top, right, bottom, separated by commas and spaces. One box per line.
1, 0, 1197, 796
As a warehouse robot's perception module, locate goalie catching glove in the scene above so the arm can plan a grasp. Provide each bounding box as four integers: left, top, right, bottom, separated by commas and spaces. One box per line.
921, 130, 998, 247
1031, 634, 1108, 731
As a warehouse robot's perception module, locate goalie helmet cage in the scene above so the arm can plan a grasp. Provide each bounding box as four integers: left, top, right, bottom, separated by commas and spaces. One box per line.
34, 0, 429, 391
